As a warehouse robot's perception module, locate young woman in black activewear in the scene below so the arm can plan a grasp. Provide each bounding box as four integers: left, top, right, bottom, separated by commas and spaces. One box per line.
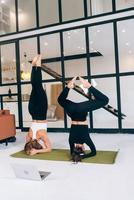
58, 77, 109, 161
24, 55, 51, 155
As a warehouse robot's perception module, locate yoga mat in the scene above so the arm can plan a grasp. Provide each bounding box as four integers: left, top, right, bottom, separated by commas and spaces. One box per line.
11, 149, 118, 164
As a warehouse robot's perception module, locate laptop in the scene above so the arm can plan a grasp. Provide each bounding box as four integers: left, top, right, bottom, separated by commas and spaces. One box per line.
11, 163, 51, 181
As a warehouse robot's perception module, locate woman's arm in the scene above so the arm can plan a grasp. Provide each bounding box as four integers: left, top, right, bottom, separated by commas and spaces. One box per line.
58, 77, 76, 108
57, 87, 70, 108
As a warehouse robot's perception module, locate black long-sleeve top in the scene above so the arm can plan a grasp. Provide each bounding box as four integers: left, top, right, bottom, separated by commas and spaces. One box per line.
58, 86, 109, 121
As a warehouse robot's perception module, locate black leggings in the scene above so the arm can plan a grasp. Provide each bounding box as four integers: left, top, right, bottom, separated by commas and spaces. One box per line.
69, 125, 96, 159
28, 66, 48, 120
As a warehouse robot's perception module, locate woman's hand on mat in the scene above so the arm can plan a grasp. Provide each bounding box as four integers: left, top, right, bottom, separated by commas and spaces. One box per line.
67, 76, 77, 89
32, 54, 42, 67
30, 148, 38, 155
79, 77, 92, 88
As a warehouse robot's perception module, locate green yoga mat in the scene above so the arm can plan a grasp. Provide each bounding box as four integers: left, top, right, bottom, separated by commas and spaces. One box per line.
11, 149, 118, 164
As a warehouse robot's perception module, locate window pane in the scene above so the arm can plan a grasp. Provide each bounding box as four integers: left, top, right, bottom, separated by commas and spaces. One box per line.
1, 43, 17, 84
63, 28, 86, 56
40, 33, 61, 58
18, 0, 36, 31
21, 84, 32, 127
3, 96, 19, 127
116, 0, 134, 10
0, 0, 16, 35
39, 0, 59, 26
0, 85, 17, 95
46, 82, 64, 128
89, 23, 115, 75
64, 59, 87, 78
19, 37, 37, 82
93, 77, 118, 128
117, 19, 134, 73
62, 0, 84, 21
87, 0, 112, 16
42, 62, 62, 81
120, 76, 134, 128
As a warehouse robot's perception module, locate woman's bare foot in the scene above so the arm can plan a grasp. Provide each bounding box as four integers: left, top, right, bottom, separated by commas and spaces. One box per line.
32, 54, 42, 67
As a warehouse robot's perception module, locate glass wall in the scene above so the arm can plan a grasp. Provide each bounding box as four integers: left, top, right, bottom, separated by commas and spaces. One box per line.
0, 16, 134, 131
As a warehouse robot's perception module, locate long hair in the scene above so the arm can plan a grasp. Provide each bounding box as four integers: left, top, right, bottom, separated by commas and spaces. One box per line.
71, 146, 85, 163
24, 139, 43, 155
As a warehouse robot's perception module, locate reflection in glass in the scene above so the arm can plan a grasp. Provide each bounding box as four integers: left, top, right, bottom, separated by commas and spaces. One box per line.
3, 96, 19, 127
38, 0, 59, 26
40, 33, 61, 59
0, 85, 17, 95
89, 23, 115, 75
46, 82, 64, 128
120, 76, 134, 128
0, 0, 16, 35
93, 77, 118, 128
42, 62, 62, 80
62, 0, 84, 21
87, 0, 112, 16
63, 28, 86, 56
64, 59, 87, 78
18, 0, 36, 31
117, 19, 134, 73
116, 0, 134, 10
1, 43, 17, 84
19, 37, 37, 82
21, 84, 32, 127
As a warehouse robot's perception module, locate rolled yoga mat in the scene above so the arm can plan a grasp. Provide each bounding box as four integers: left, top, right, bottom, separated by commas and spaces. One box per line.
11, 149, 118, 164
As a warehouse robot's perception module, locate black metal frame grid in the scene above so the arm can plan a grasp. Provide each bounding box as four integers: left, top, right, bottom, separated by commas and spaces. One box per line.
0, 12, 134, 133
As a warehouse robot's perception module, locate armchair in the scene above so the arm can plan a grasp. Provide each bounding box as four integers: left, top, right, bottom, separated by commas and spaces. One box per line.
0, 110, 16, 145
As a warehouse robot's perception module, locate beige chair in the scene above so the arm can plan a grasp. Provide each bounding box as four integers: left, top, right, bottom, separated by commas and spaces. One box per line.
0, 110, 16, 145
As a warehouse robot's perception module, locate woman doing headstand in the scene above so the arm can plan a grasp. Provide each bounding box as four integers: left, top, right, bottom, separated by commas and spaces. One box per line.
58, 77, 109, 161
24, 55, 52, 155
